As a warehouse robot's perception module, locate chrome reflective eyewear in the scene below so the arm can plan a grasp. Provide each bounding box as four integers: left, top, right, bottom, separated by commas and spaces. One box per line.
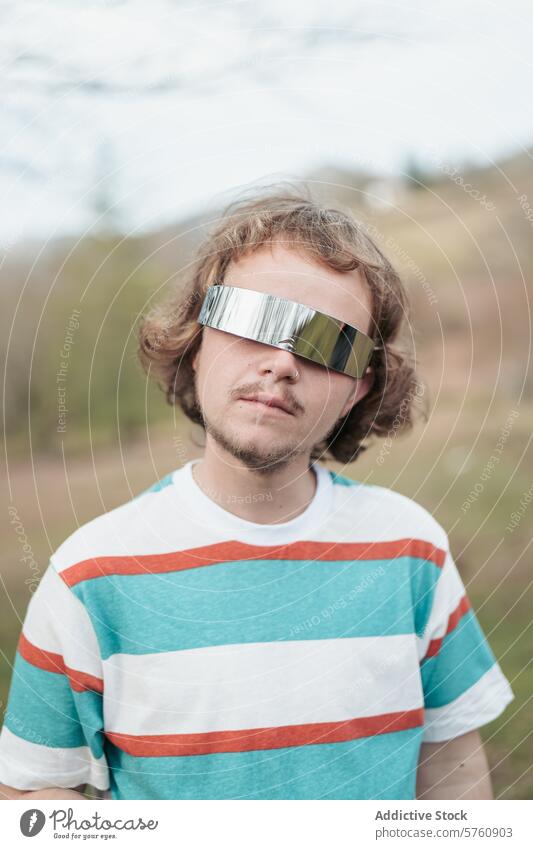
197, 284, 375, 379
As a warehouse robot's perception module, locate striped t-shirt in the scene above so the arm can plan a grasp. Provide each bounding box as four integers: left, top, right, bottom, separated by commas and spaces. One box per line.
0, 460, 514, 800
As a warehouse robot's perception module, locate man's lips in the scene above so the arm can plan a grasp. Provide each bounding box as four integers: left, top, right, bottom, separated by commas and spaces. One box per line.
238, 393, 295, 416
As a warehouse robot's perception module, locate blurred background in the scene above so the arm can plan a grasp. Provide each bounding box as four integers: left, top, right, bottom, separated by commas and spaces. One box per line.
1, 0, 532, 799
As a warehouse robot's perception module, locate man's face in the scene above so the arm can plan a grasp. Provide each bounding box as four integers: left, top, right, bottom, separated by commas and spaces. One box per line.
191, 242, 374, 473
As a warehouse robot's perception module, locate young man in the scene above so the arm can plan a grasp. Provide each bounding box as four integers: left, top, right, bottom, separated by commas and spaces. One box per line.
0, 193, 514, 801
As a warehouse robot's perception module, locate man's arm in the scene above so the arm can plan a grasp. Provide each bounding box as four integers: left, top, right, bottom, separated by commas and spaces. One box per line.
0, 566, 109, 803
416, 729, 493, 799
0, 782, 87, 800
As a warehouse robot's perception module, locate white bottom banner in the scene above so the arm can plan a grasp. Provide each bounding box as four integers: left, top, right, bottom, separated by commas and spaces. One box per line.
4, 800, 531, 848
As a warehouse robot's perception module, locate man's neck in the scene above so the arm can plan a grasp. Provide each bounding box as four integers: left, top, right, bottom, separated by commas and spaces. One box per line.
191, 444, 318, 525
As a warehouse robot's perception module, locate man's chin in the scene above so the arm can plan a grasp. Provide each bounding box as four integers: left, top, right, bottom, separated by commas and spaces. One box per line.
204, 420, 303, 474
222, 441, 297, 474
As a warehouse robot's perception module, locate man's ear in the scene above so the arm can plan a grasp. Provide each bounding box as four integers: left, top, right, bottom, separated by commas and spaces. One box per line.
339, 367, 374, 418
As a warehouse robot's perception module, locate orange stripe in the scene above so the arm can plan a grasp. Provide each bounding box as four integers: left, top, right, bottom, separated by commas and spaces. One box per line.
60, 538, 446, 587
105, 708, 425, 757
17, 633, 103, 694
422, 595, 471, 661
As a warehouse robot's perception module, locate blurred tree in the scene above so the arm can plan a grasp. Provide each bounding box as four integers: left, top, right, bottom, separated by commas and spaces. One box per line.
402, 154, 432, 191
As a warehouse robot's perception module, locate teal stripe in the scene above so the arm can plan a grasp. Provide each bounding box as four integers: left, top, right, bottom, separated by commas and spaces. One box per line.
73, 557, 441, 658
106, 726, 423, 800
135, 470, 355, 499
329, 471, 361, 487
411, 556, 439, 639
3, 653, 105, 758
138, 469, 359, 496
138, 469, 354, 498
134, 472, 174, 499
421, 609, 497, 708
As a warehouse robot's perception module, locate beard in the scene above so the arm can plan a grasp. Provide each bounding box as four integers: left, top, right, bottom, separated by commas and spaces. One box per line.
202, 412, 309, 475
194, 388, 309, 475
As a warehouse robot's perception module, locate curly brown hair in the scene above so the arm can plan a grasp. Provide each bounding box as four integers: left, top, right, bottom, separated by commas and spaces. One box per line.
137, 188, 428, 464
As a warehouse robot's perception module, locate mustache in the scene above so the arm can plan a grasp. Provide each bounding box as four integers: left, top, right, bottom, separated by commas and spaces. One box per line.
230, 383, 303, 416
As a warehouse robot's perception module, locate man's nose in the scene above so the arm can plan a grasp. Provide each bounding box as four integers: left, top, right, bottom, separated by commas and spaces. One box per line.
258, 346, 301, 381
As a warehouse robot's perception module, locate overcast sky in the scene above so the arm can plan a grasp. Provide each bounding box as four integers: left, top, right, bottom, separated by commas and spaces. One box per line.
1, 0, 532, 247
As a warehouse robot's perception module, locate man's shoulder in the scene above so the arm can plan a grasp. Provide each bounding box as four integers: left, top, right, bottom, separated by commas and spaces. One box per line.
329, 469, 449, 550
50, 471, 177, 575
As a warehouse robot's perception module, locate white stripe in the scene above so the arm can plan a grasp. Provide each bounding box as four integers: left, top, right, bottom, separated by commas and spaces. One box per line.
51, 464, 448, 573
422, 663, 515, 742
328, 483, 448, 551
102, 635, 424, 736
0, 725, 109, 791
21, 565, 102, 681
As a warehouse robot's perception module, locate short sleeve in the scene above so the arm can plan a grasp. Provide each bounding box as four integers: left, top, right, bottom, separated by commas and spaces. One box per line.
0, 564, 109, 791
417, 545, 514, 743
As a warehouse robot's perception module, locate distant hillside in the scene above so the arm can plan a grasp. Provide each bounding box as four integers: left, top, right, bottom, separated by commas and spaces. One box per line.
2, 148, 532, 454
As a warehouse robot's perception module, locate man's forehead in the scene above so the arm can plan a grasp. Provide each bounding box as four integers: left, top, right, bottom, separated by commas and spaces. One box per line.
225, 244, 373, 335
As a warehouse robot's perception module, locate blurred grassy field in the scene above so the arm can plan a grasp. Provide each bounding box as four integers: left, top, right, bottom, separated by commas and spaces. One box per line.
1, 150, 532, 797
